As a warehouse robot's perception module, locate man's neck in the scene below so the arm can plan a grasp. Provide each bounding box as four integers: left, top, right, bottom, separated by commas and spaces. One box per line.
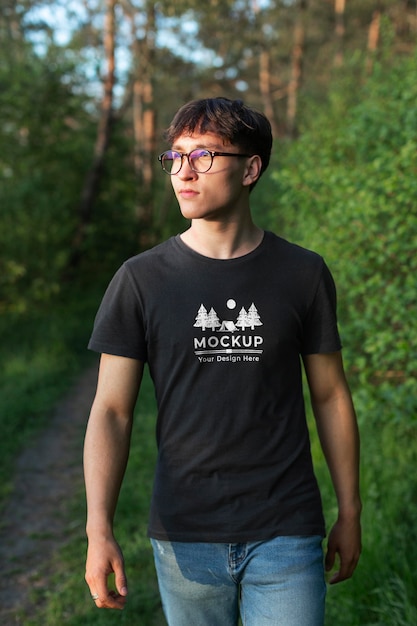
180, 219, 264, 260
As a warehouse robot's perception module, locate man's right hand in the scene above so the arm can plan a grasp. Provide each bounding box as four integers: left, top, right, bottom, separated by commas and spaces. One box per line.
85, 536, 128, 610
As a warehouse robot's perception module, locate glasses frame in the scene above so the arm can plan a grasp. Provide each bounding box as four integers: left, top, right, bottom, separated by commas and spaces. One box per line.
158, 149, 252, 175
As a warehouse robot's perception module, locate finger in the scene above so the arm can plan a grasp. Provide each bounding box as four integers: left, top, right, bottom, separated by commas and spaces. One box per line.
93, 590, 127, 610
93, 578, 112, 606
325, 544, 336, 572
115, 568, 128, 597
106, 590, 128, 609
86, 575, 124, 610
328, 554, 358, 584
329, 568, 349, 584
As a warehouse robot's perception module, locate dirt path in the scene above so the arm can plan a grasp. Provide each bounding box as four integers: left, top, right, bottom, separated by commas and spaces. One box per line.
0, 361, 98, 625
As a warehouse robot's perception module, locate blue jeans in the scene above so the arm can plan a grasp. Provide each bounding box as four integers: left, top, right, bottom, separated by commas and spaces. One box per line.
151, 536, 326, 626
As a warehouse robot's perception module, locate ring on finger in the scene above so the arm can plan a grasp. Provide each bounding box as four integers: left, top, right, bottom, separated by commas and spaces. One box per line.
91, 593, 99, 601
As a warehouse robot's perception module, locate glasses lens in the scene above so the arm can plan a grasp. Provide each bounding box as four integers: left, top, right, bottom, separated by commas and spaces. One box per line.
161, 151, 182, 174
189, 149, 212, 173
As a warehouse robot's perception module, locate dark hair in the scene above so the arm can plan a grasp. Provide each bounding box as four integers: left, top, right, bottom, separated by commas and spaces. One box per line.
164, 98, 273, 186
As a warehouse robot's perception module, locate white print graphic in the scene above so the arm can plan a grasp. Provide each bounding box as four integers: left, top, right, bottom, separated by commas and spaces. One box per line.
193, 300, 264, 363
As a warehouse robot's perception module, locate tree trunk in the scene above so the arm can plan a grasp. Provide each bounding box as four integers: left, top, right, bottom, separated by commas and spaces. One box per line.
334, 0, 346, 67
258, 47, 280, 138
366, 8, 381, 75
126, 1, 157, 246
286, 0, 307, 138
70, 0, 116, 267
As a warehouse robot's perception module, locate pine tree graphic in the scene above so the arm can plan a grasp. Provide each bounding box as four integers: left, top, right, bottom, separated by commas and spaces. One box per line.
236, 307, 249, 330
247, 303, 263, 330
194, 304, 209, 330
207, 307, 221, 331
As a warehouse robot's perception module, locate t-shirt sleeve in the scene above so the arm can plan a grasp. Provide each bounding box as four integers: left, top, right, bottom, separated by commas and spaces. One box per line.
88, 264, 147, 361
300, 260, 342, 355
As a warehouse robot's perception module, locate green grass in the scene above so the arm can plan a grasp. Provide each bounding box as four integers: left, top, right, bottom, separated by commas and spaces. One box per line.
0, 287, 100, 506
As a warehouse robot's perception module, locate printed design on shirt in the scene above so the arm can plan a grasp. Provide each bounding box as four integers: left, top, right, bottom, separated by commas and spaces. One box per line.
193, 299, 264, 363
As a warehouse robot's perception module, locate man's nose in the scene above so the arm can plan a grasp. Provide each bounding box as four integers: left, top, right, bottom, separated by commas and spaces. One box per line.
178, 156, 197, 179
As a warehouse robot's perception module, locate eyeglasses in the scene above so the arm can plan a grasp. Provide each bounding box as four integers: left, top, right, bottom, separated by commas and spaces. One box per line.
158, 149, 252, 175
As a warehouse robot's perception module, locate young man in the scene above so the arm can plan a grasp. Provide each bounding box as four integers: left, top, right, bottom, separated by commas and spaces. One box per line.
84, 97, 361, 625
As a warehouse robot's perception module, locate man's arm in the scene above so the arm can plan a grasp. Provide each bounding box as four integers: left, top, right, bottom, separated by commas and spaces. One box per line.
303, 351, 362, 584
84, 353, 144, 609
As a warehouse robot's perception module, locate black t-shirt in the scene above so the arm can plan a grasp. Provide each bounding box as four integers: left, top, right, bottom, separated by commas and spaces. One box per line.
89, 232, 341, 542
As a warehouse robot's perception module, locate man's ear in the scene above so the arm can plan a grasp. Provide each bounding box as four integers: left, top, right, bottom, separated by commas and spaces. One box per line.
242, 155, 262, 187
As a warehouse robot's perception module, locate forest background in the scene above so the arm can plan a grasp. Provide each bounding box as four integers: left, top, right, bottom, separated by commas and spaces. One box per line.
1, 0, 416, 624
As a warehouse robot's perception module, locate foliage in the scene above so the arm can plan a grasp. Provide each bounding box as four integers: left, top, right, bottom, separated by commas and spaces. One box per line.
0, 42, 96, 310
271, 50, 417, 392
